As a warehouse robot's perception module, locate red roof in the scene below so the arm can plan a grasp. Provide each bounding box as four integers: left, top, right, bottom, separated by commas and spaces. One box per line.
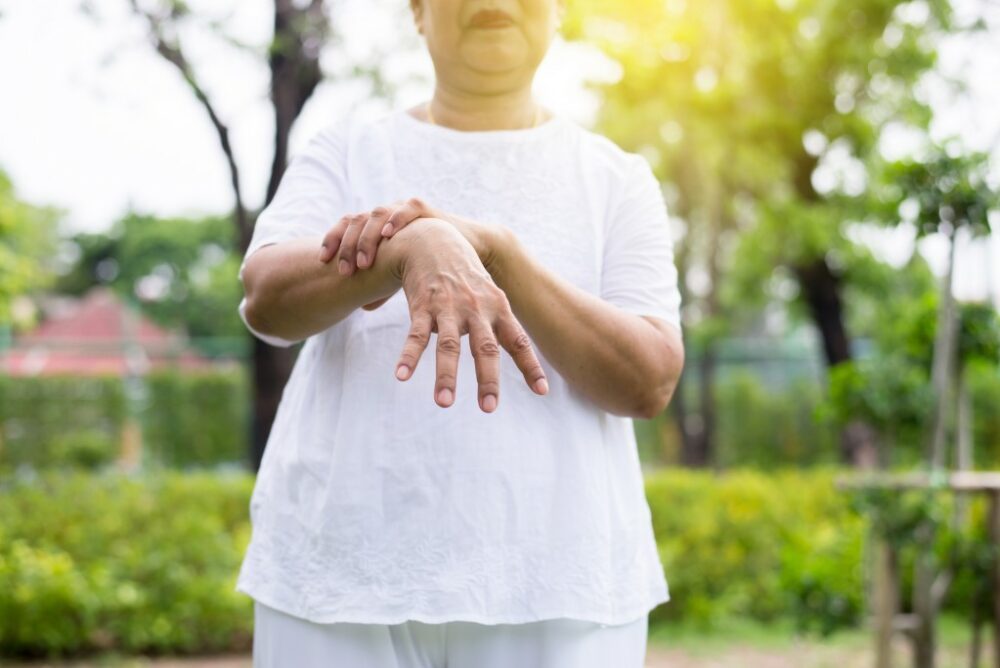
2, 287, 216, 377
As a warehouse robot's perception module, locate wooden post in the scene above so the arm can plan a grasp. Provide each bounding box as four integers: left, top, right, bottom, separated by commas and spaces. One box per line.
874, 537, 897, 668
835, 474, 1000, 668
913, 531, 937, 668
990, 491, 1000, 668
119, 418, 143, 471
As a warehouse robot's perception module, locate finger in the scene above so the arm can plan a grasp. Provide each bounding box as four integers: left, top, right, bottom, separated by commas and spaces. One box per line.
396, 310, 433, 382
337, 214, 367, 275
468, 317, 501, 413
356, 206, 393, 269
433, 314, 462, 408
383, 197, 431, 238
319, 215, 352, 263
496, 315, 548, 395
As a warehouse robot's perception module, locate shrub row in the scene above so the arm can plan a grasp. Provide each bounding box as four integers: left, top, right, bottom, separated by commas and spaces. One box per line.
0, 469, 991, 658
5, 367, 999, 472
0, 472, 254, 657
0, 369, 248, 471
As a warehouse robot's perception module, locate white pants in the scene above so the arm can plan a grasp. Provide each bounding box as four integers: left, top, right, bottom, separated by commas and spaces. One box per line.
253, 601, 648, 668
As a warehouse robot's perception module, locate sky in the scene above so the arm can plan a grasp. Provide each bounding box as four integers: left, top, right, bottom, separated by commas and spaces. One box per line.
0, 0, 997, 305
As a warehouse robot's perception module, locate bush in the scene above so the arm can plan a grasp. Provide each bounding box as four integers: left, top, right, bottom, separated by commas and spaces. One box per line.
645, 468, 866, 633
0, 468, 988, 658
637, 372, 839, 468
0, 369, 249, 472
0, 376, 125, 472
0, 472, 254, 658
143, 369, 249, 468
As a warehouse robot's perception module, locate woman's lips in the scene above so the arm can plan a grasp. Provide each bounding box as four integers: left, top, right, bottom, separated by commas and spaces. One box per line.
469, 9, 514, 29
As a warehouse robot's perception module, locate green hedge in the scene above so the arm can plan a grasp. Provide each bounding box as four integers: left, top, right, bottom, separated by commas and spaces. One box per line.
0, 472, 253, 658
143, 369, 248, 468
0, 369, 248, 471
647, 468, 866, 633
0, 376, 125, 470
0, 469, 990, 658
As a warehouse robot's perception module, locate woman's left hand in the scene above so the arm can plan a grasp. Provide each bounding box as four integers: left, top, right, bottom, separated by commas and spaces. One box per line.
318, 198, 502, 277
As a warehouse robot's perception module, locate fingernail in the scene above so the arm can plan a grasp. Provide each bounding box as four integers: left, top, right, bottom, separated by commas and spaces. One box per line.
483, 394, 497, 412
438, 388, 453, 405
534, 378, 548, 394
339, 259, 349, 275
357, 251, 367, 267
381, 223, 392, 236
396, 365, 410, 380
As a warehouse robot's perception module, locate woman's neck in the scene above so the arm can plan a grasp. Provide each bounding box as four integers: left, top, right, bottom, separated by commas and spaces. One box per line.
422, 82, 545, 131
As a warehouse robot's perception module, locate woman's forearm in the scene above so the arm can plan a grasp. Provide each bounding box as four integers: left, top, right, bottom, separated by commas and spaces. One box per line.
487, 228, 684, 419
240, 232, 409, 343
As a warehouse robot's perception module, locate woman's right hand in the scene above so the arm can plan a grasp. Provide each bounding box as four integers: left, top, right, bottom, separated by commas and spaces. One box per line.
390, 218, 549, 413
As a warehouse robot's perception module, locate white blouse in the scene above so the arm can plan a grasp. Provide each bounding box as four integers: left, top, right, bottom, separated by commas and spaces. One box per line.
235, 108, 682, 626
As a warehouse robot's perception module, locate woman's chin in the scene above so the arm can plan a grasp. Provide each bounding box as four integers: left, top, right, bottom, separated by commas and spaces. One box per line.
458, 43, 531, 75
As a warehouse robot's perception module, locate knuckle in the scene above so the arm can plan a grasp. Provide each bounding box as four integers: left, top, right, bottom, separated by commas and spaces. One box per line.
406, 329, 430, 346
371, 206, 390, 217
475, 338, 500, 358
437, 335, 461, 354
483, 284, 510, 310
407, 196, 426, 210
510, 331, 532, 353
350, 213, 366, 225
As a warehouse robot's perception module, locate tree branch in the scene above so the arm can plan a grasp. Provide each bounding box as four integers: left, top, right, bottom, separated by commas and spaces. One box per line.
127, 0, 251, 250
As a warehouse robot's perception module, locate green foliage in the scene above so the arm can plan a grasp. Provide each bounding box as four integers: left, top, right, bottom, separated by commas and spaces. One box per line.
48, 431, 118, 470
0, 370, 249, 472
0, 169, 61, 327
0, 469, 991, 657
56, 211, 245, 342
874, 147, 997, 239
0, 472, 254, 658
564, 0, 951, 337
822, 258, 1000, 463
824, 355, 934, 461
143, 369, 249, 468
967, 361, 1000, 467
846, 485, 996, 618
645, 469, 866, 634
0, 376, 126, 472
958, 303, 1000, 364
947, 497, 998, 625
713, 371, 838, 468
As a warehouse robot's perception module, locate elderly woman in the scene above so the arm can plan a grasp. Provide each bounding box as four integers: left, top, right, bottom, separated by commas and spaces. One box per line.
237, 0, 684, 665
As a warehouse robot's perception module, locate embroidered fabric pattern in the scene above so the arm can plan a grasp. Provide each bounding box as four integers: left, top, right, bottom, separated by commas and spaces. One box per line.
234, 108, 680, 626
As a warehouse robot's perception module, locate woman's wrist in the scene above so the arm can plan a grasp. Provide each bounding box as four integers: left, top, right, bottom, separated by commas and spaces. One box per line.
479, 224, 520, 288
383, 218, 462, 283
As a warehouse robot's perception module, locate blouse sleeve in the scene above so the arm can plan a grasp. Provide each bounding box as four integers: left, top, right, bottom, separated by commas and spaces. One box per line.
236, 121, 352, 348
599, 154, 683, 331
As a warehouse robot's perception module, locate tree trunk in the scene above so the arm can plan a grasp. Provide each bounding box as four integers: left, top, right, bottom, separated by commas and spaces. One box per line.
928, 226, 959, 470
793, 256, 879, 466
130, 0, 329, 472
794, 256, 852, 366
247, 0, 326, 471
679, 343, 716, 468
250, 340, 298, 469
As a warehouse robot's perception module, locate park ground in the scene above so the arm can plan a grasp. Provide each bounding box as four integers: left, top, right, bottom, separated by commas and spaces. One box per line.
5, 614, 988, 668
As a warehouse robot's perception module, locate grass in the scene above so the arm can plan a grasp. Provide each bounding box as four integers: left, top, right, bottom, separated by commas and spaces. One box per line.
645, 613, 985, 668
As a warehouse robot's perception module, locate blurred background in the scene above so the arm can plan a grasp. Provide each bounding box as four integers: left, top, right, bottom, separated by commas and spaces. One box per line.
0, 0, 998, 665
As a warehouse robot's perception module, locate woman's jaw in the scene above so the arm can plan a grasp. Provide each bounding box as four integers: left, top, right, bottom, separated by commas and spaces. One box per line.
414, 0, 562, 95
